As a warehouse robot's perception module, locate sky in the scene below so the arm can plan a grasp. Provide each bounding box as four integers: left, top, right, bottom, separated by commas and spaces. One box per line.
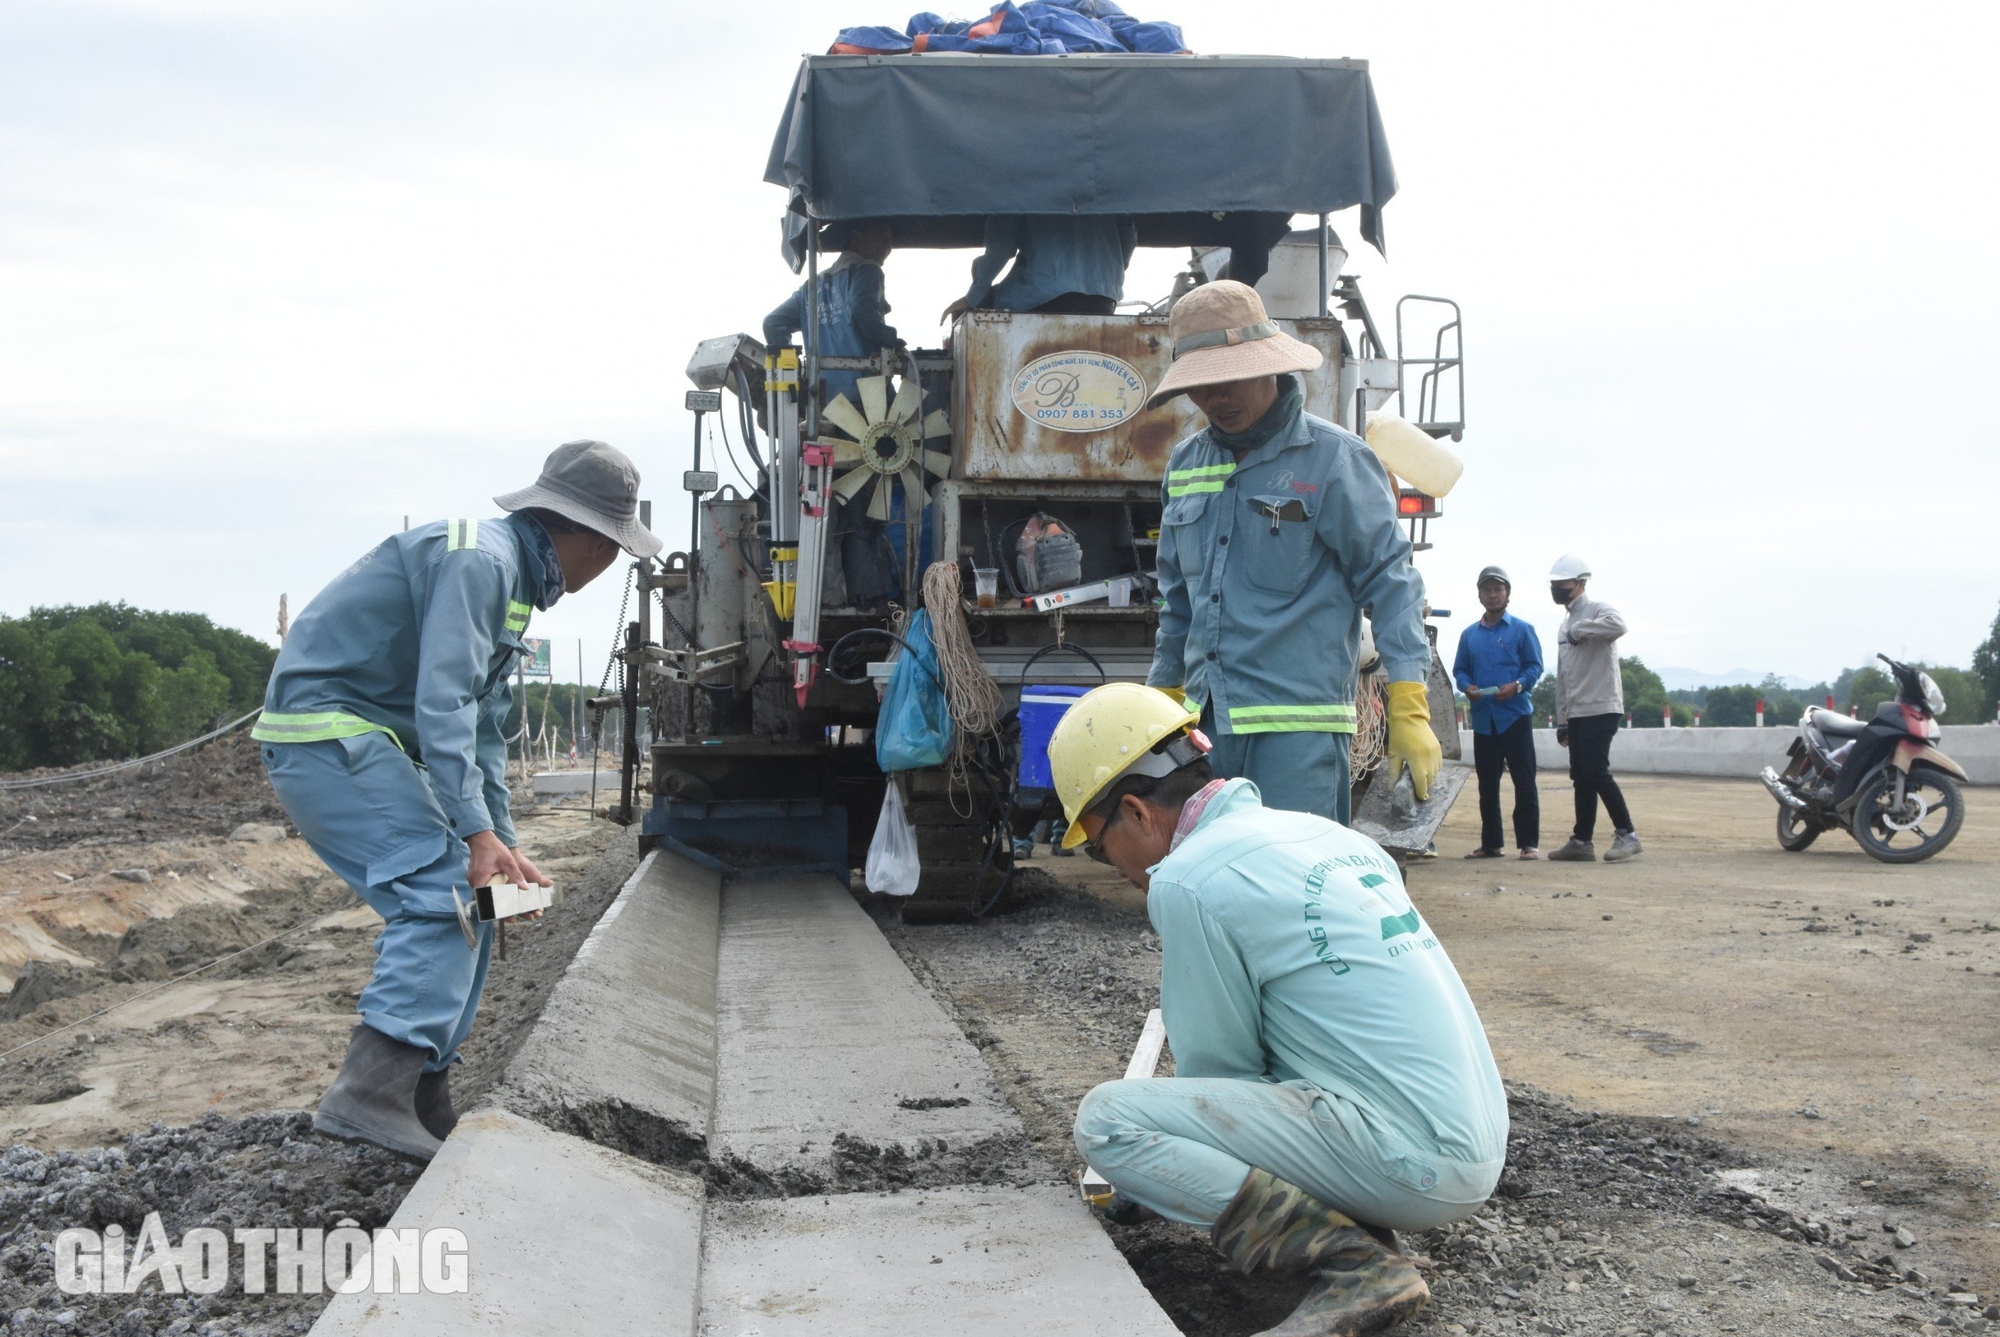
3, 1, 1997, 691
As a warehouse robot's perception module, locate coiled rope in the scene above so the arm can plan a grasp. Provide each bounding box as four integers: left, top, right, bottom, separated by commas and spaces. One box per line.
921, 561, 1004, 786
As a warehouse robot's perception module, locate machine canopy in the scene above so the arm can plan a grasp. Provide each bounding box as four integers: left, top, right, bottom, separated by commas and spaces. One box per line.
765, 53, 1397, 272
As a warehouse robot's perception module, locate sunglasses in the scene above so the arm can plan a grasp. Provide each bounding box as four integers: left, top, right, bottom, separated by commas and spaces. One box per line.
1082, 799, 1128, 865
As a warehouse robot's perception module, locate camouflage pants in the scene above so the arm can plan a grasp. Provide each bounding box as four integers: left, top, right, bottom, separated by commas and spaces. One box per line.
1074, 1077, 1501, 1231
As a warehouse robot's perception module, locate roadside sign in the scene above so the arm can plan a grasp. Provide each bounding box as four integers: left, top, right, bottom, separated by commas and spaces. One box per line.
522, 637, 554, 677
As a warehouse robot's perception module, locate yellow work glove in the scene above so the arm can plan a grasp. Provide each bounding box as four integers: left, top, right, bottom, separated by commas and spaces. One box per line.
1383, 680, 1443, 800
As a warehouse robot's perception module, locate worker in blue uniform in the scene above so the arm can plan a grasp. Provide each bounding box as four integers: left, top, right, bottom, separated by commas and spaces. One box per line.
1144, 280, 1441, 824
1049, 684, 1507, 1337
941, 214, 1138, 319
764, 221, 905, 606
254, 440, 660, 1159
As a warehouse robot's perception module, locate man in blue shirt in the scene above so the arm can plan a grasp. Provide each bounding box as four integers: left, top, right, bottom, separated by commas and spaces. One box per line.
1451, 566, 1544, 859
941, 215, 1138, 319
1050, 684, 1506, 1337
255, 441, 660, 1160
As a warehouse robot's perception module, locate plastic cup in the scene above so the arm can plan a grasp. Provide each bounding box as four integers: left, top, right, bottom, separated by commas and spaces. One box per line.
973, 567, 999, 608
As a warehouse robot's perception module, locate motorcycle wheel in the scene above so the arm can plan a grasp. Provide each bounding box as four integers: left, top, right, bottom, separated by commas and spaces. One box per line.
1776, 806, 1820, 852
1850, 766, 1964, 864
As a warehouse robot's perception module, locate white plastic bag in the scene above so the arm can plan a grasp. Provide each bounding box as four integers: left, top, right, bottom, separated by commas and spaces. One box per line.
865, 780, 921, 897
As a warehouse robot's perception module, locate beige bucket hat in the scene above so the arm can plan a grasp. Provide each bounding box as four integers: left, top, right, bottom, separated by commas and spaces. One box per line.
1146, 280, 1324, 410
495, 439, 663, 558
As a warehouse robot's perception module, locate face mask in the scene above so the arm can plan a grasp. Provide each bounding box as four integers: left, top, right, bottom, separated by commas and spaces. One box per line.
1551, 583, 1576, 606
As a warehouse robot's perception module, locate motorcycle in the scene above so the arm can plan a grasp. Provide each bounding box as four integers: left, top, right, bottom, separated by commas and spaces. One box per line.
1759, 655, 1967, 863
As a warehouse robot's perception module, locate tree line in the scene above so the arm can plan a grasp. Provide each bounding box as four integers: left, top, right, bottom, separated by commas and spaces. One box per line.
0, 604, 276, 770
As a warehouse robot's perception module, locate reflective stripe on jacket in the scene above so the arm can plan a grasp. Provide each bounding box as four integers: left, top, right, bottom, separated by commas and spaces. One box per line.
253, 514, 552, 845
1146, 408, 1430, 736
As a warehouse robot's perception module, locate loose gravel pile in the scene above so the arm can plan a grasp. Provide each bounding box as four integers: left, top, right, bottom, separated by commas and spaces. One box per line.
0, 733, 289, 852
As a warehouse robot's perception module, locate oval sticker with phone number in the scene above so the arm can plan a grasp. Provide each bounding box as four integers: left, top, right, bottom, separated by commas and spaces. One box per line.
1010, 351, 1148, 434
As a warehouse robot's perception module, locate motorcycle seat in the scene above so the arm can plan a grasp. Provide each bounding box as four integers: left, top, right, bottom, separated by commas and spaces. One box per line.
1809, 706, 1870, 739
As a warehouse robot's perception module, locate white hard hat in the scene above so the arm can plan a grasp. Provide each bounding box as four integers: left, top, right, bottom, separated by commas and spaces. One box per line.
1549, 554, 1592, 581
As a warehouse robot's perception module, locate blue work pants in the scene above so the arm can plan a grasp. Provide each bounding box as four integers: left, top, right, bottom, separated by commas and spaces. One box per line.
261, 735, 494, 1071
1208, 729, 1353, 825
1074, 1077, 1500, 1232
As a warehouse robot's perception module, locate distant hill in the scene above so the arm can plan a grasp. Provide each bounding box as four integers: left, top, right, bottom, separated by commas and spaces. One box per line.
1656, 666, 1815, 691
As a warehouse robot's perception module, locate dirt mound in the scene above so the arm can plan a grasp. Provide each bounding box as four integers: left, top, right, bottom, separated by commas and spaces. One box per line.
0, 961, 99, 1021
0, 731, 289, 851
113, 905, 265, 981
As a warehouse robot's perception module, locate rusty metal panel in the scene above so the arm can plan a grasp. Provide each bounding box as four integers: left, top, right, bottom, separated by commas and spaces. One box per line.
950, 311, 1345, 482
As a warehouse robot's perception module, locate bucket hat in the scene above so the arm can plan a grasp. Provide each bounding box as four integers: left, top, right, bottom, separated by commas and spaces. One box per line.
495, 440, 662, 558
1146, 280, 1324, 409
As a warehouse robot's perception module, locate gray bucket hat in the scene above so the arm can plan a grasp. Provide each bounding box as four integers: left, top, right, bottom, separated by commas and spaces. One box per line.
495, 440, 661, 558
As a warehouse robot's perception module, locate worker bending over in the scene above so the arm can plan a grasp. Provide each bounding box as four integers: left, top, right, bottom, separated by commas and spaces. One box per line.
254, 441, 660, 1159
1146, 280, 1440, 823
1053, 685, 1507, 1337
942, 214, 1137, 320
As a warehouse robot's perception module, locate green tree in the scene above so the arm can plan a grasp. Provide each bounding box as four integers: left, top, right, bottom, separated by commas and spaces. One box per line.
0, 604, 276, 770
1531, 674, 1559, 727
1975, 602, 2000, 719
1704, 684, 1762, 727
1621, 656, 1670, 728
1844, 666, 1896, 718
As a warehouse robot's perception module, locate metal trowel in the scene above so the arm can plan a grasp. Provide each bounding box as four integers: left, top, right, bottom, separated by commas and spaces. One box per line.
1351, 761, 1471, 856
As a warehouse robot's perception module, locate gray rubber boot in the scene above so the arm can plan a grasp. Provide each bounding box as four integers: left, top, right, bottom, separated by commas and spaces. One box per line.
1546, 838, 1596, 862
314, 1025, 445, 1161
415, 1066, 459, 1141
1605, 831, 1644, 862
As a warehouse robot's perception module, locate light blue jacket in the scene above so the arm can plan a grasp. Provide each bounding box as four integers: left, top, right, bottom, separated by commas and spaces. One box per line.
965, 215, 1137, 312
1147, 408, 1430, 736
1148, 779, 1509, 1173
255, 515, 553, 846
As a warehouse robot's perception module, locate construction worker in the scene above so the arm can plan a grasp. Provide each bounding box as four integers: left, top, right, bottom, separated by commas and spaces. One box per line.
941, 215, 1138, 320
1051, 684, 1507, 1337
254, 441, 661, 1159
764, 221, 904, 607
1547, 554, 1641, 862
1144, 280, 1440, 824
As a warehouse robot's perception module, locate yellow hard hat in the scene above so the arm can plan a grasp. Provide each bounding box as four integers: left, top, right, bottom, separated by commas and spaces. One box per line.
1049, 684, 1202, 849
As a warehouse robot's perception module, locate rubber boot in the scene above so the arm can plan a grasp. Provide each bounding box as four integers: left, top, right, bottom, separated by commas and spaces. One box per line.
1211, 1168, 1429, 1336
314, 1025, 445, 1161
415, 1066, 459, 1141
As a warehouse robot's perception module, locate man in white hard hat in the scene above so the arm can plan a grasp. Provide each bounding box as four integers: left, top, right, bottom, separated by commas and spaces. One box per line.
1053, 684, 1507, 1337
256, 440, 661, 1160
1144, 280, 1439, 825
1547, 555, 1641, 862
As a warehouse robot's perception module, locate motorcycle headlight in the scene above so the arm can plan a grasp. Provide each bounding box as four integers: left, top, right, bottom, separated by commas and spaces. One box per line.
1919, 672, 1946, 716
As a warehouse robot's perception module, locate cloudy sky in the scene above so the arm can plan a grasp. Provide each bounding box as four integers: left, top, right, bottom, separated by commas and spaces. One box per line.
3, 1, 1995, 691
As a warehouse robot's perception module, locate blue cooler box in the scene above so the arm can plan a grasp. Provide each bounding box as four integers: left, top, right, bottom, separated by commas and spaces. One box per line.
1017, 685, 1093, 790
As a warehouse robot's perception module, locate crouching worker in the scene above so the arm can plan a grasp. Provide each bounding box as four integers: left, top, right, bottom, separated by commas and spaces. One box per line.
253, 440, 660, 1160
1053, 684, 1508, 1337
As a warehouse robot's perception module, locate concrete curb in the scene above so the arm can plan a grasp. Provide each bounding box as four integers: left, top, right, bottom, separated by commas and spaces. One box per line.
310, 1106, 705, 1335
709, 875, 1022, 1178
499, 849, 724, 1158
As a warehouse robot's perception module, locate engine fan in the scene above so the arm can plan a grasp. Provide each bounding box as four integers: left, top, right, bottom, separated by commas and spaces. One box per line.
820, 373, 953, 522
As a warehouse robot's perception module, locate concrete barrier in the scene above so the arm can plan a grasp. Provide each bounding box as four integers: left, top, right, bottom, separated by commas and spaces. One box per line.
1458, 724, 2000, 784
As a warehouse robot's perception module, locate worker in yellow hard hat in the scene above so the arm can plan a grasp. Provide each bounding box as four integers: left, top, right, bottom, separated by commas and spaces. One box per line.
1050, 684, 1505, 1337
1143, 280, 1442, 824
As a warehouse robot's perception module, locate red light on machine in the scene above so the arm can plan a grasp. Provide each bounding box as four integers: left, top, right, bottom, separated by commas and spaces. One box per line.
1397, 490, 1438, 518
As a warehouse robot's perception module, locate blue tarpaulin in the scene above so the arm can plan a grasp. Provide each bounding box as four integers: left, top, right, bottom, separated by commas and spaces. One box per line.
765, 53, 1397, 271
832, 1, 1186, 57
